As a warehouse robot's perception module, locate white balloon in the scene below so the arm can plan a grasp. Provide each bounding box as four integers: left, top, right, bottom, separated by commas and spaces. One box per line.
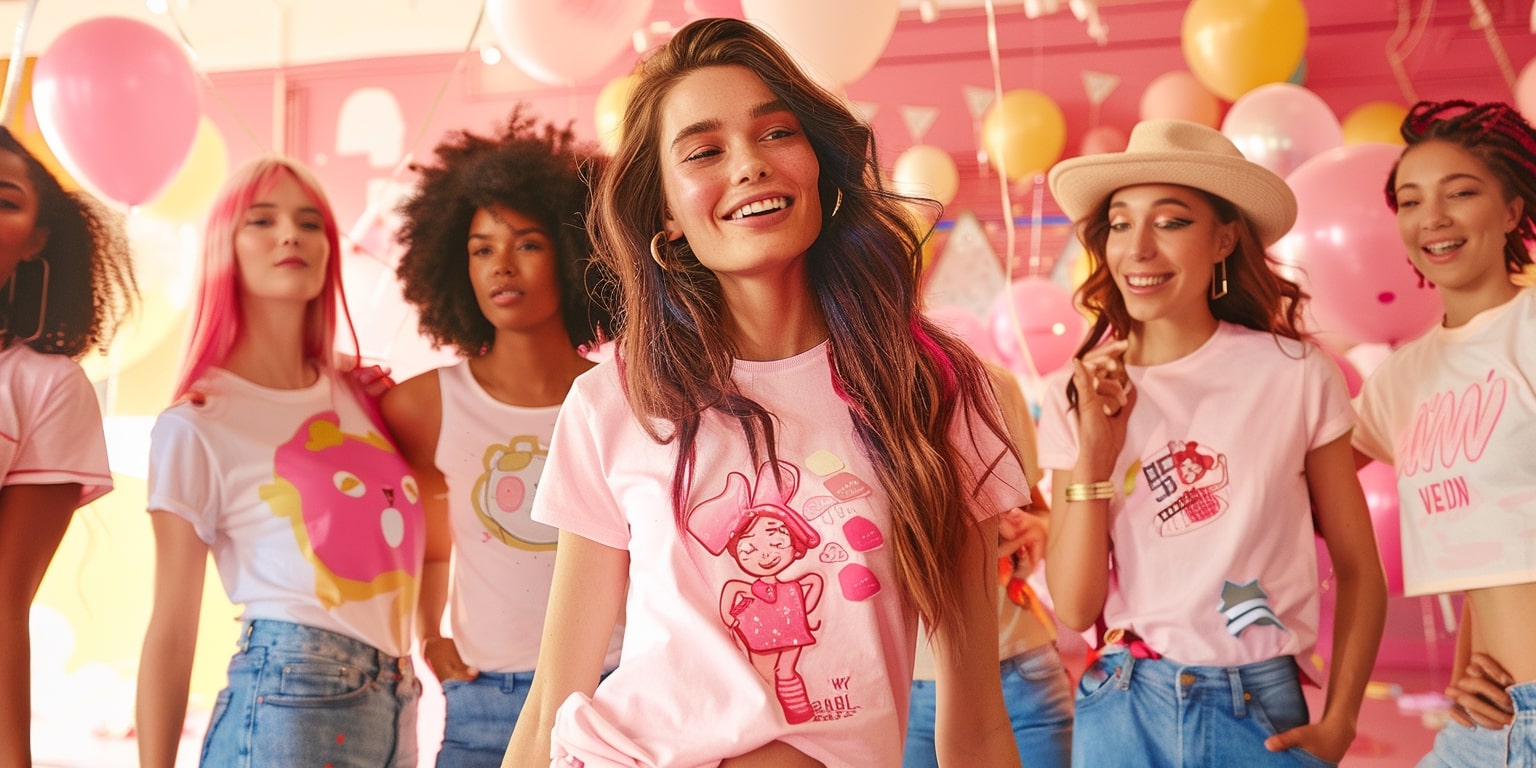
487, 0, 654, 86
893, 145, 959, 206
741, 0, 900, 88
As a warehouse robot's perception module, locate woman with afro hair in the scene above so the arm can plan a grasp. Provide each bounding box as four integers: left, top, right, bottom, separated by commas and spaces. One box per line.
381, 108, 621, 768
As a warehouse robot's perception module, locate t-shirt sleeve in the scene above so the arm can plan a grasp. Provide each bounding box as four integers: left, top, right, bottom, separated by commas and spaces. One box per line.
986, 364, 1041, 487
1034, 371, 1079, 473
1351, 366, 1397, 465
146, 411, 222, 544
952, 394, 1030, 523
1304, 343, 1357, 451
529, 379, 632, 550
6, 359, 112, 507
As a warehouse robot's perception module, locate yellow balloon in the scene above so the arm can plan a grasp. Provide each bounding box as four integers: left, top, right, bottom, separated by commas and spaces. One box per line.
981, 89, 1066, 182
1342, 101, 1408, 146
143, 118, 229, 222
1182, 0, 1308, 102
594, 74, 640, 156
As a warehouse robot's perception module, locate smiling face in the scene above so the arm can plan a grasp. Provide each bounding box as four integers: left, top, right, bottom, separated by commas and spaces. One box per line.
0, 149, 48, 287
732, 515, 797, 578
1392, 139, 1522, 296
234, 171, 329, 306
1104, 183, 1237, 331
467, 204, 565, 338
657, 64, 822, 286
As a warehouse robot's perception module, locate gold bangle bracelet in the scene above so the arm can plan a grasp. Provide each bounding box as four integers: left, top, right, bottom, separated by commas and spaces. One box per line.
1064, 481, 1115, 501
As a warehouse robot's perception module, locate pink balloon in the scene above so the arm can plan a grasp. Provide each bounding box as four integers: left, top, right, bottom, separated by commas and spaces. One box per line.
1079, 125, 1128, 156
1321, 345, 1362, 397
1221, 83, 1343, 177
1358, 461, 1403, 597
487, 0, 654, 86
1519, 57, 1536, 123
1275, 143, 1442, 345
986, 278, 1086, 377
32, 17, 200, 206
925, 304, 1000, 364
686, 0, 744, 18
1140, 71, 1222, 129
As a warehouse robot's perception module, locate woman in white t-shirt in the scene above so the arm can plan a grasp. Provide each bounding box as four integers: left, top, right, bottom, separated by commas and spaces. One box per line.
1355, 100, 1536, 767
1037, 120, 1387, 767
0, 127, 134, 768
501, 18, 1029, 768
136, 157, 425, 767
382, 110, 622, 767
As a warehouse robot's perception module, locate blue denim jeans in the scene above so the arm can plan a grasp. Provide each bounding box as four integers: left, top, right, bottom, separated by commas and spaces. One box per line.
436, 670, 535, 768
200, 619, 420, 767
903, 643, 1074, 767
1418, 681, 1536, 768
1071, 650, 1335, 768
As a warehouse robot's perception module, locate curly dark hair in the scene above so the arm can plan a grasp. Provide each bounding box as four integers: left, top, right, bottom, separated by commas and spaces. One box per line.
395, 107, 614, 354
0, 127, 136, 358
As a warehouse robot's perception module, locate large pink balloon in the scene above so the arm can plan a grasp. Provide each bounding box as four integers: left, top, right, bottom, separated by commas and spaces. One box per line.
1221, 83, 1342, 177
1141, 71, 1222, 128
1358, 461, 1403, 597
987, 278, 1086, 377
925, 304, 1000, 364
1274, 143, 1442, 345
742, 0, 899, 88
32, 17, 200, 206
487, 0, 654, 86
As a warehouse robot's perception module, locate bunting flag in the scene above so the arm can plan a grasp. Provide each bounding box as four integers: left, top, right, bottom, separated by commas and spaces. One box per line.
900, 105, 940, 144
1081, 70, 1120, 106
962, 84, 996, 122
923, 211, 1006, 319
849, 100, 880, 124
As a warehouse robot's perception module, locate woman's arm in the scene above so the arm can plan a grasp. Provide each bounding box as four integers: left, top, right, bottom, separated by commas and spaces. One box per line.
136, 511, 210, 768
380, 375, 469, 680
502, 530, 628, 767
1265, 432, 1386, 761
933, 514, 1021, 767
0, 483, 80, 768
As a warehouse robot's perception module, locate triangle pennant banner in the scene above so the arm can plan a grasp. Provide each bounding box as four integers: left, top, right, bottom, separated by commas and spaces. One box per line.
962, 85, 996, 121
900, 105, 940, 143
1081, 70, 1120, 105
923, 210, 1006, 318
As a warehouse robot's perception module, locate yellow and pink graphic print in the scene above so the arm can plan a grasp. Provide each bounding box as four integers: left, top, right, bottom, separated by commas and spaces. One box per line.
260, 412, 424, 641
469, 435, 558, 550
1144, 439, 1230, 537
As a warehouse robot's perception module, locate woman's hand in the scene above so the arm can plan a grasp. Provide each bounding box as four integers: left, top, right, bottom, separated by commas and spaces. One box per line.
997, 507, 1047, 572
351, 363, 395, 399
1447, 652, 1516, 729
1071, 339, 1135, 478
422, 636, 479, 684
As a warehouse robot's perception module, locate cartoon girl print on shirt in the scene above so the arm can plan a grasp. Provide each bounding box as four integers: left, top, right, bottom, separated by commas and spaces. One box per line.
1145, 439, 1230, 537
687, 460, 825, 725
261, 412, 425, 643
470, 435, 559, 550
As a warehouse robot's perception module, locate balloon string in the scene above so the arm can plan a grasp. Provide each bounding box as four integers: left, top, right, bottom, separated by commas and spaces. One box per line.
982, 0, 1042, 398
1385, 0, 1434, 104
0, 0, 40, 129
1467, 0, 1518, 92
164, 3, 269, 153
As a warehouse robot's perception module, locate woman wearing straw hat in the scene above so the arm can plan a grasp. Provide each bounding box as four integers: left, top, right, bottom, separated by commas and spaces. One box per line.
1035, 119, 1387, 766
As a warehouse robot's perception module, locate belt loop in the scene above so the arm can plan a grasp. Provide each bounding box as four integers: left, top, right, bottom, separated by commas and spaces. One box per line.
240, 621, 254, 653
1118, 653, 1136, 691
1229, 667, 1246, 718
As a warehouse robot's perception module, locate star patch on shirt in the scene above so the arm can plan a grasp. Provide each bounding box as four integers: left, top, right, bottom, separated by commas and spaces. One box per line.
1218, 579, 1284, 638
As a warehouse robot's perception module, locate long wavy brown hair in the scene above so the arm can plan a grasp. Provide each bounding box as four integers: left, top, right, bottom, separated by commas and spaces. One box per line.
591, 17, 1018, 643
1066, 188, 1307, 410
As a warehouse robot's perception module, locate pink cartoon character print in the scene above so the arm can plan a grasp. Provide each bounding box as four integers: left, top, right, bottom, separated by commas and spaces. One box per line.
470, 435, 557, 550
687, 460, 825, 725
261, 412, 425, 644
1144, 439, 1230, 537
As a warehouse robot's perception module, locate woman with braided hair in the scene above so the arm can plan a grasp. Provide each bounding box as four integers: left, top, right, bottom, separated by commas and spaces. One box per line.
1354, 100, 1536, 766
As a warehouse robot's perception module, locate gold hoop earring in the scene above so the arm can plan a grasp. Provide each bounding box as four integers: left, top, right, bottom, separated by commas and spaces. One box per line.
2, 257, 50, 344
1211, 258, 1229, 300
650, 231, 672, 271
830, 187, 844, 218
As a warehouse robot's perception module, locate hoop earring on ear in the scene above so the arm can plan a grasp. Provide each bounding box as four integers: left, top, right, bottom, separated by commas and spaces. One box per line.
650, 231, 672, 271
1210, 258, 1229, 300
3, 257, 50, 344
830, 187, 844, 218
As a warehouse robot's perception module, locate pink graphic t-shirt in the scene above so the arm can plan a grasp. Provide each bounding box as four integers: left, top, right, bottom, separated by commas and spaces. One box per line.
532, 343, 1027, 767
147, 368, 425, 656
1355, 287, 1536, 596
0, 344, 112, 506
1037, 324, 1353, 678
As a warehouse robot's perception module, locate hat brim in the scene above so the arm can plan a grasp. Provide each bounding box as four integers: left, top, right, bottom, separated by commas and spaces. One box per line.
1047, 151, 1298, 247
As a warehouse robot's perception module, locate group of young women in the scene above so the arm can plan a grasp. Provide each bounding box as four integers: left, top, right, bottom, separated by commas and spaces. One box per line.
2, 15, 1531, 768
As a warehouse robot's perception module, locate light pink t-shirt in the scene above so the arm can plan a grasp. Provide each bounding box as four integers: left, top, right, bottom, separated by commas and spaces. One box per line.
0, 344, 111, 505
533, 343, 1027, 768
148, 368, 425, 656
1354, 287, 1536, 596
434, 361, 622, 672
1037, 324, 1353, 677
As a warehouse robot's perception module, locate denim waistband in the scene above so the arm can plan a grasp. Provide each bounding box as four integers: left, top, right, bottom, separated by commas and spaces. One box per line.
1002, 642, 1058, 669
1099, 651, 1300, 718
240, 619, 413, 683
1512, 680, 1536, 715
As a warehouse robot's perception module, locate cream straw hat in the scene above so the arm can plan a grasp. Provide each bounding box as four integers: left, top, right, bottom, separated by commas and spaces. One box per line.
1047, 119, 1298, 247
